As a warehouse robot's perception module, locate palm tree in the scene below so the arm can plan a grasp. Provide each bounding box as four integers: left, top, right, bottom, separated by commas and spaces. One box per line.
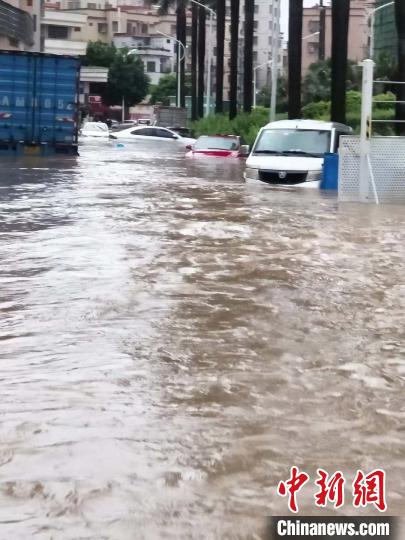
330, 0, 350, 123
243, 0, 254, 112
191, 3, 198, 119
229, 0, 240, 119
156, 0, 187, 108
288, 0, 303, 118
394, 0, 405, 133
215, 0, 226, 113
176, 1, 187, 107
197, 3, 206, 118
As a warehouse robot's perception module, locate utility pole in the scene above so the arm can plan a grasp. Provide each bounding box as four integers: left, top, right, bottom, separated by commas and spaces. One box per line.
319, 0, 326, 61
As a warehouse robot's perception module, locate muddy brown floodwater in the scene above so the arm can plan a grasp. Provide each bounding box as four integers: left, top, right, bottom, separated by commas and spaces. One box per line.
0, 140, 404, 539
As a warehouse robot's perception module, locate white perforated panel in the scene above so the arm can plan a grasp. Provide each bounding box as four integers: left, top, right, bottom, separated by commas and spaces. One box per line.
339, 136, 405, 203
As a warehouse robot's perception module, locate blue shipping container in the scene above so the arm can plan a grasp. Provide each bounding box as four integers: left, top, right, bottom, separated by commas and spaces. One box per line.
0, 51, 80, 155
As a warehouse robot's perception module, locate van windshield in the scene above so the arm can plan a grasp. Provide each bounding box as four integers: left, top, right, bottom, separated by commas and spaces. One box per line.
253, 129, 331, 157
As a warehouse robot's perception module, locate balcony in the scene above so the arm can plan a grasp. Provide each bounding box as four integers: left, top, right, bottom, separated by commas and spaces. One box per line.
0, 0, 33, 46
44, 37, 87, 55
42, 9, 87, 28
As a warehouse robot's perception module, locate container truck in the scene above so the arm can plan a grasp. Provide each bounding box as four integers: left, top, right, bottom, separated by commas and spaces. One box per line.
153, 105, 188, 129
0, 51, 80, 156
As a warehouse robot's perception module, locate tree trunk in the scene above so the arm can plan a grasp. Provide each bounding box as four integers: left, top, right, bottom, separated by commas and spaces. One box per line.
198, 5, 206, 118
176, 3, 187, 108
319, 0, 326, 61
191, 3, 198, 120
215, 0, 225, 113
229, 0, 240, 119
243, 0, 254, 112
331, 0, 350, 123
395, 0, 405, 134
288, 0, 303, 119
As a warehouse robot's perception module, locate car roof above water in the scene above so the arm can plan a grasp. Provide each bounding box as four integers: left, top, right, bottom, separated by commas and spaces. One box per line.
261, 119, 352, 132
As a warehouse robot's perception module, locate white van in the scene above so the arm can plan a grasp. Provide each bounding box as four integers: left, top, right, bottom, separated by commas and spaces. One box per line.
245, 119, 352, 186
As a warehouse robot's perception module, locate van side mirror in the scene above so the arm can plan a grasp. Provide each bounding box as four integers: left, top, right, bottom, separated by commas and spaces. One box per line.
240, 145, 250, 156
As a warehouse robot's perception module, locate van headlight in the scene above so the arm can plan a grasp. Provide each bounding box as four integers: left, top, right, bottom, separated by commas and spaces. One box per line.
245, 167, 259, 180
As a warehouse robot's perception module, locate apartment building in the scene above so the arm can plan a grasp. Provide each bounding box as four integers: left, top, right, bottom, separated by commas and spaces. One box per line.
113, 33, 175, 85
302, 0, 374, 75
225, 0, 283, 96
374, 0, 396, 62
0, 0, 42, 51
42, 8, 87, 54
45, 3, 230, 96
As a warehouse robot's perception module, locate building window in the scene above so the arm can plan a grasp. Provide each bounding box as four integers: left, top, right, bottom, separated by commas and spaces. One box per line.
74, 27, 81, 31
309, 20, 320, 33
141, 23, 148, 34
33, 14, 37, 31
254, 21, 258, 30
26, 0, 32, 5
48, 25, 69, 39
147, 61, 156, 72
8, 37, 19, 48
254, 4, 258, 12
112, 21, 118, 32
68, 0, 80, 7
98, 22, 108, 33
253, 36, 257, 46
87, 2, 96, 8
308, 42, 319, 54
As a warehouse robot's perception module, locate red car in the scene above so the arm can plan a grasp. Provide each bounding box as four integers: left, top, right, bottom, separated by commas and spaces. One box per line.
186, 135, 250, 158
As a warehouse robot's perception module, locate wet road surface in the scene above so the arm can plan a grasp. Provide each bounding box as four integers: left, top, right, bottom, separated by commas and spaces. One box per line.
0, 141, 404, 539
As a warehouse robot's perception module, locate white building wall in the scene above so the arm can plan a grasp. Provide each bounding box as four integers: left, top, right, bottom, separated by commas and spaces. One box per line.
42, 10, 88, 55
225, 0, 283, 94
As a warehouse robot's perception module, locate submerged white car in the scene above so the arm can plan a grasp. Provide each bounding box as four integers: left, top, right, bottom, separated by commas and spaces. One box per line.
110, 125, 195, 147
80, 122, 110, 139
245, 119, 352, 186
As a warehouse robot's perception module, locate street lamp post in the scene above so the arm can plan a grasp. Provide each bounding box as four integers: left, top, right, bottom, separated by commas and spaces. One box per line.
156, 30, 186, 108
368, 1, 394, 60
270, 0, 280, 122
253, 59, 272, 109
123, 48, 140, 122
302, 31, 320, 41
189, 0, 215, 117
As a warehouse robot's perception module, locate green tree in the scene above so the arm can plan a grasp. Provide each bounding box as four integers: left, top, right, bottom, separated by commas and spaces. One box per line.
256, 76, 288, 112
102, 50, 149, 107
302, 59, 362, 105
150, 74, 191, 105
83, 41, 116, 67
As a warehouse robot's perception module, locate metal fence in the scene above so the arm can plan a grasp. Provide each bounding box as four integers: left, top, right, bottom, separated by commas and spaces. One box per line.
338, 59, 405, 204
339, 135, 405, 203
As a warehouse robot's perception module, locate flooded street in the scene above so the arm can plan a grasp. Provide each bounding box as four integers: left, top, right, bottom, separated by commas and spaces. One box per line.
0, 141, 404, 539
